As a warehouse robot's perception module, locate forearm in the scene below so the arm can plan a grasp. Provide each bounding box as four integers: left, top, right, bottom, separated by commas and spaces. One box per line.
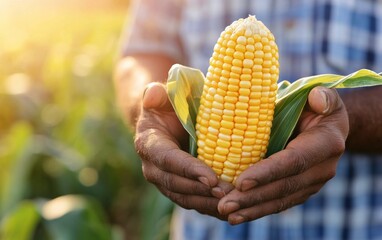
341, 86, 382, 153
114, 54, 176, 125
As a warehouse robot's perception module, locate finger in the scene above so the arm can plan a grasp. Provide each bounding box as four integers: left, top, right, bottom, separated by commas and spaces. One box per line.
142, 161, 214, 196
138, 96, 188, 147
226, 184, 322, 225
151, 143, 219, 186
142, 82, 173, 111
235, 123, 344, 192
157, 186, 227, 220
218, 159, 335, 215
307, 87, 341, 115
211, 180, 235, 199
135, 130, 218, 187
235, 147, 314, 191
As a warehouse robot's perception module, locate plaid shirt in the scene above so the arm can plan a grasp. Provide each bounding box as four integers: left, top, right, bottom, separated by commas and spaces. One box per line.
123, 0, 382, 239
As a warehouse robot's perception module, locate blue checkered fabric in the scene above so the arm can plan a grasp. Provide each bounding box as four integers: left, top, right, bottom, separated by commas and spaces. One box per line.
123, 0, 382, 239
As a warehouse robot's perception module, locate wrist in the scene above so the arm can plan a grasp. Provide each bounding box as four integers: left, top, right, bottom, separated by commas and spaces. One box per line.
340, 86, 382, 153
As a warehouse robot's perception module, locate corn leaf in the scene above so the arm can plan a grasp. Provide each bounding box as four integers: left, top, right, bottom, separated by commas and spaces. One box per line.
167, 66, 382, 159
0, 201, 40, 240
167, 64, 205, 157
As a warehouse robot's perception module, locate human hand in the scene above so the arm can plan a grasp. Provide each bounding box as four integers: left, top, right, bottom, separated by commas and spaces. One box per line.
217, 86, 349, 224
134, 83, 234, 219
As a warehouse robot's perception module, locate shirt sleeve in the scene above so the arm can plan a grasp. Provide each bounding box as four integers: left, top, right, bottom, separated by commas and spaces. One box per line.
120, 0, 185, 62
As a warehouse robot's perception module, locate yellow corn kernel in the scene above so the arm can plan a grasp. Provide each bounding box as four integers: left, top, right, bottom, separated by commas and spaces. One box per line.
217, 139, 231, 148
224, 161, 240, 170
214, 154, 226, 162
195, 16, 279, 183
227, 156, 241, 164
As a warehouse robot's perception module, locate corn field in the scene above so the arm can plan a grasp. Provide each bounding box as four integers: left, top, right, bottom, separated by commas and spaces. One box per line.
0, 1, 172, 239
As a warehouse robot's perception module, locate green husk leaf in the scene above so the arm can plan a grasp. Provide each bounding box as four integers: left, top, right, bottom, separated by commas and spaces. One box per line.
267, 69, 382, 156
167, 66, 382, 159
166, 64, 205, 157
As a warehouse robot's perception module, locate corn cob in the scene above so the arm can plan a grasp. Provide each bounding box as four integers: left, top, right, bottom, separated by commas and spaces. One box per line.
195, 16, 279, 183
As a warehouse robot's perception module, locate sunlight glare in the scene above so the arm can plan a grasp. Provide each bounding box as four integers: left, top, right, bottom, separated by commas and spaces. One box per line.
5, 73, 32, 95
42, 195, 83, 220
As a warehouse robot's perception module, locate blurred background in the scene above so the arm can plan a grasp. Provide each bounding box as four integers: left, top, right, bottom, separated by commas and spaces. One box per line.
0, 0, 173, 239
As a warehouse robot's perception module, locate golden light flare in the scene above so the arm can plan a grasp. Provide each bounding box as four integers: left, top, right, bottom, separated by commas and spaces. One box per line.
41, 195, 84, 220
5, 73, 32, 95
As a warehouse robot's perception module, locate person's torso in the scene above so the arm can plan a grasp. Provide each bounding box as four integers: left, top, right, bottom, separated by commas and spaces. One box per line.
180, 0, 382, 82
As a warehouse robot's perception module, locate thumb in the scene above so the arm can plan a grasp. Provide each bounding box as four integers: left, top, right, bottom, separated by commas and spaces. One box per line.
142, 82, 173, 111
307, 86, 341, 115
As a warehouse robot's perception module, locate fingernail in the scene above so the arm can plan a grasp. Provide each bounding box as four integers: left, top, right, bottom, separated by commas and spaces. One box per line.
240, 179, 257, 191
211, 187, 225, 198
229, 214, 245, 225
319, 89, 330, 114
198, 177, 210, 187
223, 201, 240, 214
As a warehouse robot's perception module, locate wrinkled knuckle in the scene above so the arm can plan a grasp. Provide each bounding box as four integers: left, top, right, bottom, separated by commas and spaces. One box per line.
182, 164, 189, 178
263, 161, 282, 184
190, 181, 203, 195
158, 148, 178, 167
282, 178, 299, 196
282, 179, 294, 196
267, 168, 278, 183
251, 192, 264, 205
134, 132, 150, 160
155, 149, 167, 164
162, 174, 174, 189
165, 191, 175, 202
292, 151, 309, 173
167, 191, 181, 205
150, 148, 172, 170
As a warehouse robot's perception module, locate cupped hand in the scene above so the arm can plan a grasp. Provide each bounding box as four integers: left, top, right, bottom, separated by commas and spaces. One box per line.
217, 86, 349, 224
134, 83, 234, 219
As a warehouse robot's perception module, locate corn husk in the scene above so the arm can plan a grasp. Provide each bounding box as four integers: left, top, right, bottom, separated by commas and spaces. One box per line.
167, 64, 382, 157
